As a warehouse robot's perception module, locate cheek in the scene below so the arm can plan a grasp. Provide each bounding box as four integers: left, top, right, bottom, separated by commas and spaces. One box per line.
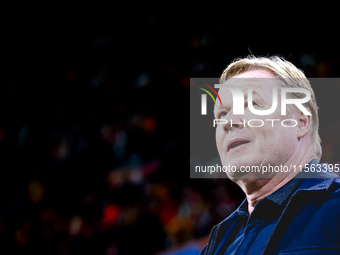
258, 127, 284, 152
215, 127, 225, 150
252, 127, 273, 149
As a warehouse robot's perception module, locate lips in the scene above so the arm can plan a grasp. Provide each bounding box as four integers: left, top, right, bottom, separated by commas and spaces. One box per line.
227, 139, 250, 152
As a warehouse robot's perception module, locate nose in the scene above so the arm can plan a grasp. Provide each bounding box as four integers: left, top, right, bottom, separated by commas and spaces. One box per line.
224, 121, 245, 132
223, 111, 245, 132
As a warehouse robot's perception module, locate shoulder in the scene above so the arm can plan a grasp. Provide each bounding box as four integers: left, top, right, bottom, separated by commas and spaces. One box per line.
296, 173, 340, 218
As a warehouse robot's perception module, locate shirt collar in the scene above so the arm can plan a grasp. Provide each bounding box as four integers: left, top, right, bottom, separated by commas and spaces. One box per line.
265, 170, 306, 206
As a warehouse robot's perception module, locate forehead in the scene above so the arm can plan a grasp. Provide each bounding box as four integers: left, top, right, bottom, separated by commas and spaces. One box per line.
218, 69, 277, 98
231, 69, 274, 79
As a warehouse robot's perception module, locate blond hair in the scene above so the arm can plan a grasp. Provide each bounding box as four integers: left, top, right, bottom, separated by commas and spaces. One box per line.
220, 55, 321, 162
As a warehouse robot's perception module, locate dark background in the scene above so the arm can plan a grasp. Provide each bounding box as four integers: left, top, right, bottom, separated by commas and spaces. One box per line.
2, 6, 340, 255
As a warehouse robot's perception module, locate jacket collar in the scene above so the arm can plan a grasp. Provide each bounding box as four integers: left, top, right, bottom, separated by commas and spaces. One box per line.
215, 161, 338, 225
221, 160, 338, 224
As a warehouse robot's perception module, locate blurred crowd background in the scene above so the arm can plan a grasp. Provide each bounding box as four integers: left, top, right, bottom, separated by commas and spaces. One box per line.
2, 6, 340, 255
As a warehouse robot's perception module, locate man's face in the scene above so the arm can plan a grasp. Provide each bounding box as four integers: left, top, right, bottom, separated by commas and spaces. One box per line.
215, 69, 299, 178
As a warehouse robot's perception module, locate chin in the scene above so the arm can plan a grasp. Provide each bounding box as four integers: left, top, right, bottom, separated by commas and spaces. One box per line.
226, 170, 249, 180
225, 156, 256, 169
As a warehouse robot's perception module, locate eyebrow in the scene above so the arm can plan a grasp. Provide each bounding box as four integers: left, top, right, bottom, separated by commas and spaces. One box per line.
213, 105, 225, 117
250, 89, 265, 104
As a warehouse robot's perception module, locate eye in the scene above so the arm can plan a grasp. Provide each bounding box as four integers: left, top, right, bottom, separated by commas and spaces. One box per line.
219, 111, 228, 118
245, 101, 258, 108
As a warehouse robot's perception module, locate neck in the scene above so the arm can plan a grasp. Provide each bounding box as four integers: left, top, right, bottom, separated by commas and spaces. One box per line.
236, 155, 314, 215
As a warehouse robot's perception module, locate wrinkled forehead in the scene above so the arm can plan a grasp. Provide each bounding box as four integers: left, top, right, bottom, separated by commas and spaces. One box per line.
218, 77, 280, 98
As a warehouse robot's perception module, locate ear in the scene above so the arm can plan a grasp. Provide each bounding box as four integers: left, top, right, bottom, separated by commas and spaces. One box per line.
296, 110, 312, 139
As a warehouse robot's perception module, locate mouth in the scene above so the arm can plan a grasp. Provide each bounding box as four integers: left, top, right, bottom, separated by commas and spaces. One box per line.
227, 139, 250, 152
